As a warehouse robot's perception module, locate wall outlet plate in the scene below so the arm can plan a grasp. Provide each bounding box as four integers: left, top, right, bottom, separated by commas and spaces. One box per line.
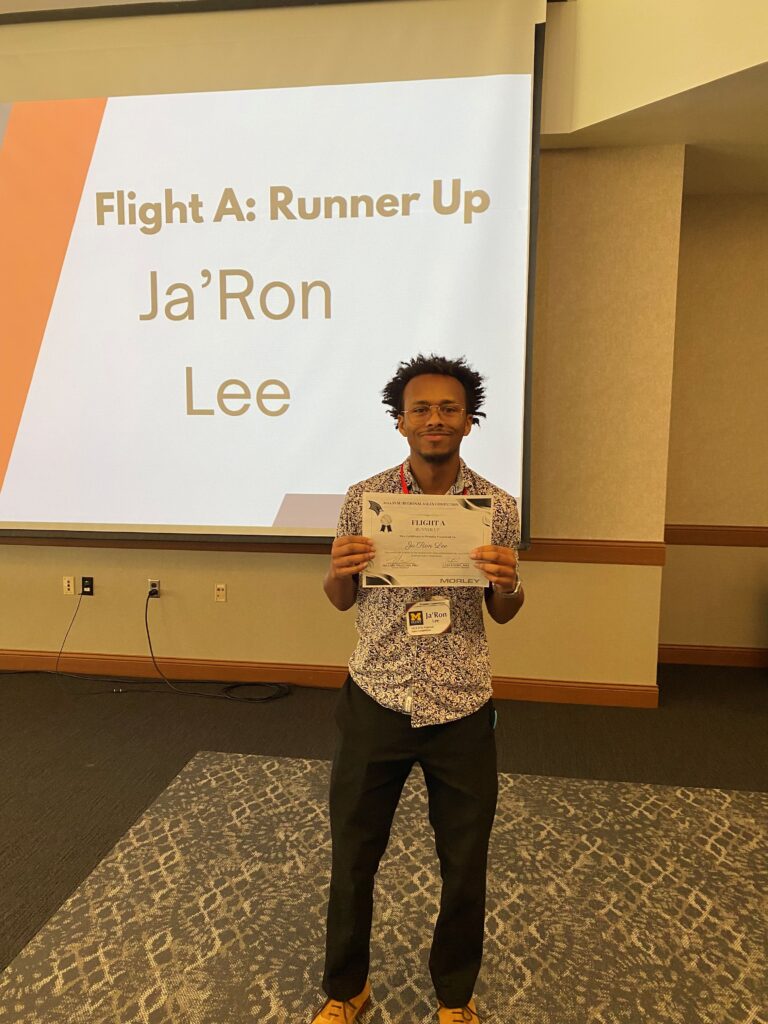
62, 576, 75, 596
81, 576, 94, 596
148, 579, 160, 597
214, 583, 227, 602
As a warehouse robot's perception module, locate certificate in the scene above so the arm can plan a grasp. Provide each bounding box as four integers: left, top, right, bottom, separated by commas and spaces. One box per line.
361, 492, 493, 588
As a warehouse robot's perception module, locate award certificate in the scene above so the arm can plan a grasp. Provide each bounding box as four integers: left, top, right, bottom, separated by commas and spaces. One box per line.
361, 492, 493, 588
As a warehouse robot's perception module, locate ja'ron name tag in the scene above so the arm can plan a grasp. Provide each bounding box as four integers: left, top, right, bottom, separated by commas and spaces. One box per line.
405, 598, 451, 636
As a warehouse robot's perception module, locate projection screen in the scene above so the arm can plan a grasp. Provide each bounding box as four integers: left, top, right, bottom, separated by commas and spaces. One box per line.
0, 0, 545, 541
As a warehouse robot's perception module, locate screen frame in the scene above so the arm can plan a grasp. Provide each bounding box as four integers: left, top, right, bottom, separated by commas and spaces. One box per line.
0, 0, 376, 29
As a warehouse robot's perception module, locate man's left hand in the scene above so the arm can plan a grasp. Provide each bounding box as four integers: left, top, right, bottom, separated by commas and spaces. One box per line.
470, 545, 519, 592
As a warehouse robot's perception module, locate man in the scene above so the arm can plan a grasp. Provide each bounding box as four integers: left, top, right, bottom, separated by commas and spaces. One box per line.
311, 354, 524, 1024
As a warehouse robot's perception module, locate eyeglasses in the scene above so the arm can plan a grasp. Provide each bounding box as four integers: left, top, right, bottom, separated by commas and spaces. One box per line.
403, 403, 466, 422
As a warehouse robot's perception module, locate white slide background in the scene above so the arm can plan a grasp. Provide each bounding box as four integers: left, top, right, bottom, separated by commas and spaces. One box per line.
0, 75, 532, 531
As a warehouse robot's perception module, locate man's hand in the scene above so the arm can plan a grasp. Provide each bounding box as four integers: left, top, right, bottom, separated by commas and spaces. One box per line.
329, 536, 375, 580
471, 545, 523, 624
324, 536, 375, 610
470, 544, 519, 591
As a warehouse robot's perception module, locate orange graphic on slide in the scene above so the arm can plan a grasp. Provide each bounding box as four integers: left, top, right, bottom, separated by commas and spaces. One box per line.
0, 97, 106, 493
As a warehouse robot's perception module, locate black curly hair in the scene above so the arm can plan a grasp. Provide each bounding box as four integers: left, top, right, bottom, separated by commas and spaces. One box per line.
381, 354, 486, 426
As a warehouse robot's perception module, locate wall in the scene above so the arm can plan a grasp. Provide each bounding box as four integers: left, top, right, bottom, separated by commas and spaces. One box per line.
531, 146, 684, 541
0, 144, 686, 702
665, 196, 768, 527
660, 194, 768, 657
0, 6, 698, 700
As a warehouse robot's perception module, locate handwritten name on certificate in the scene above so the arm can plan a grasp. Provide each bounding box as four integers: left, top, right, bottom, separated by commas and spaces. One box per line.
361, 492, 493, 588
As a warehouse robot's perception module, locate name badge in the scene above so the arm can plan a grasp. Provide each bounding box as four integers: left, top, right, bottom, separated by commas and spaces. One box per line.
406, 598, 452, 636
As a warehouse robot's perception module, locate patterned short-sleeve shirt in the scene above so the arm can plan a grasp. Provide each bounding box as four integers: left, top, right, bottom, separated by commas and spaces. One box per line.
336, 458, 520, 728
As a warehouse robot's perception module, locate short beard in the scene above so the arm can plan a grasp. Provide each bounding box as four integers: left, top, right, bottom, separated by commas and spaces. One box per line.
420, 450, 454, 464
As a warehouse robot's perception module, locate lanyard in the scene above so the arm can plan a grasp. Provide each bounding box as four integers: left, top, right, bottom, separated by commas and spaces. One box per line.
400, 463, 468, 495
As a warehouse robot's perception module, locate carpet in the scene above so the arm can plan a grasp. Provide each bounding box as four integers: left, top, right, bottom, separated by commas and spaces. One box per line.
0, 753, 765, 1024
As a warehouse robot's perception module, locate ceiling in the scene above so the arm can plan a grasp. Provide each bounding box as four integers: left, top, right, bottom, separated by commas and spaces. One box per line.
541, 59, 768, 195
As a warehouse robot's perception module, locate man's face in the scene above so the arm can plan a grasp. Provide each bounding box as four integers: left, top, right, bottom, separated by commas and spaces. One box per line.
397, 374, 472, 463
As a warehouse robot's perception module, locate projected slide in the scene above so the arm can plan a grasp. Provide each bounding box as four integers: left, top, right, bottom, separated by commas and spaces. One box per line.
0, 75, 532, 534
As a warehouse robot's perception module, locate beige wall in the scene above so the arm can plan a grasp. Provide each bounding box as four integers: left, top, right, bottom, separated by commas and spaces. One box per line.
666, 195, 768, 526
0, 7, 700, 687
531, 145, 685, 542
0, 545, 663, 686
0, 145, 686, 690
1, 5, 762, 675
489, 563, 663, 684
660, 546, 768, 649
660, 194, 768, 651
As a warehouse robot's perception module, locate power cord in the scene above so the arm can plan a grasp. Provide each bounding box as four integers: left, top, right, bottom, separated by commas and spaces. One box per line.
5, 586, 291, 704
140, 590, 290, 703
55, 589, 84, 675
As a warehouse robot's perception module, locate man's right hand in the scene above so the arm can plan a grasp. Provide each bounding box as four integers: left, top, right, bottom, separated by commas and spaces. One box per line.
328, 535, 375, 580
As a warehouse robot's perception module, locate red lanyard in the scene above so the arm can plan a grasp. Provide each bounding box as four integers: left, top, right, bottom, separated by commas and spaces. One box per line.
400, 463, 468, 495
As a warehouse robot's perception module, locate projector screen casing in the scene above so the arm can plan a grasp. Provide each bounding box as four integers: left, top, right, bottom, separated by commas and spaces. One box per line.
0, 0, 544, 547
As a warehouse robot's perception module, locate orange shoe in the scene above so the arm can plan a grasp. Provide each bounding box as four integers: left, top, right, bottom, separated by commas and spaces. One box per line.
310, 980, 372, 1023
437, 996, 480, 1023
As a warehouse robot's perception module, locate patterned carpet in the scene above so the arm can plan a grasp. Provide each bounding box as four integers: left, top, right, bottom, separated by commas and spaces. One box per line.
0, 753, 765, 1024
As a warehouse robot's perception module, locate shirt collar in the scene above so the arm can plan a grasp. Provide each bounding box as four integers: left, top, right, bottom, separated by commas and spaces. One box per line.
402, 458, 467, 495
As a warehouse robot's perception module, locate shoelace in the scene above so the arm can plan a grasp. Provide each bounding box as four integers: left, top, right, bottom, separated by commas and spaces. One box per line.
322, 998, 353, 1022
447, 1006, 476, 1023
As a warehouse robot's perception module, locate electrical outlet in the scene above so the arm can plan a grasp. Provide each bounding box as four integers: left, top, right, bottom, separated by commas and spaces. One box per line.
148, 578, 160, 597
81, 576, 94, 596
62, 576, 75, 596
214, 583, 227, 603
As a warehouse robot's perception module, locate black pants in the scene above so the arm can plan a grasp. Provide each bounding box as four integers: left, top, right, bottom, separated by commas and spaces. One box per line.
323, 676, 498, 1008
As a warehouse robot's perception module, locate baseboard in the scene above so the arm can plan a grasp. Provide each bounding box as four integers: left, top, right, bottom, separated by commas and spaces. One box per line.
658, 644, 768, 668
664, 525, 768, 547
0, 649, 347, 687
0, 649, 658, 708
492, 676, 657, 708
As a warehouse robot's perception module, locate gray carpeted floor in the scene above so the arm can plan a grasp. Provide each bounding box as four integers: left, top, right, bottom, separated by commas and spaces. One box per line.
0, 752, 765, 1024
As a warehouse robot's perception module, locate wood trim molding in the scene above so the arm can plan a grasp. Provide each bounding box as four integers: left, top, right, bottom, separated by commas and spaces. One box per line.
492, 676, 658, 708
658, 644, 768, 668
0, 650, 347, 686
665, 525, 768, 547
0, 533, 666, 564
5, 527, 765, 556
0, 650, 658, 708
526, 538, 665, 565
0, 535, 332, 554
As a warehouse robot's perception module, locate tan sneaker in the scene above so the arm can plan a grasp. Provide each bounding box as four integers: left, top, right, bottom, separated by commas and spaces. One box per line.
310, 980, 372, 1023
437, 996, 480, 1023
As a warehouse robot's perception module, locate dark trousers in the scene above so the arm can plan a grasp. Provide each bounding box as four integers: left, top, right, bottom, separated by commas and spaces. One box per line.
323, 676, 498, 1008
